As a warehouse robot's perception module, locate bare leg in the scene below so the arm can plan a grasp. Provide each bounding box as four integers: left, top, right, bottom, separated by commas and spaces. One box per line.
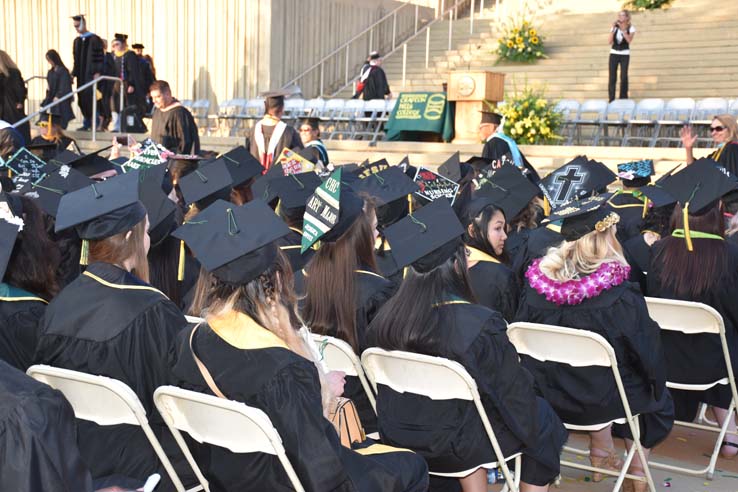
520, 482, 550, 492
590, 425, 616, 456
458, 468, 487, 492
712, 406, 738, 457
623, 439, 651, 492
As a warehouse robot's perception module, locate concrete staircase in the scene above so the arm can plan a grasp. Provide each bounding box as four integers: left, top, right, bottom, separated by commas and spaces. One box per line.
371, 0, 738, 101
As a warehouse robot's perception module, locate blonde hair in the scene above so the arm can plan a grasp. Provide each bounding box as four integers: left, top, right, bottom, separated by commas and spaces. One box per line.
539, 227, 627, 282
0, 50, 19, 78
714, 114, 738, 143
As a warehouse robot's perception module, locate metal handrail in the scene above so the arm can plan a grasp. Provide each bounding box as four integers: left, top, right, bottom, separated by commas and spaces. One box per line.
13, 75, 123, 143
282, 1, 437, 96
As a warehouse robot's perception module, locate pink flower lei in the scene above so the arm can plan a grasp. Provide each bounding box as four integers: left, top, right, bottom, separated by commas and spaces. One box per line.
525, 258, 630, 306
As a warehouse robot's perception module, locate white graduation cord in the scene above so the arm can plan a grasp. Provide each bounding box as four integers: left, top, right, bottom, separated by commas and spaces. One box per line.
142, 474, 161, 492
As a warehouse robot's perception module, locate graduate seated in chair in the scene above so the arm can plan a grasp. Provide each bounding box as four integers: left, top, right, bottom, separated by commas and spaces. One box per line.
515, 194, 674, 492
171, 199, 429, 492
367, 199, 567, 492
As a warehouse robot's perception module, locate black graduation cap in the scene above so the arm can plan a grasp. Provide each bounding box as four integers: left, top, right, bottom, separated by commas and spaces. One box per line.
355, 158, 390, 179
26, 140, 58, 152
464, 156, 493, 173
251, 163, 284, 205
0, 193, 23, 281
661, 158, 738, 215
48, 150, 81, 166
178, 158, 234, 208
55, 171, 146, 249
438, 152, 462, 182
131, 43, 144, 49
547, 193, 618, 241
260, 89, 290, 107
473, 164, 539, 220
36, 109, 63, 127
638, 184, 676, 209
71, 14, 85, 21
220, 146, 264, 187
480, 110, 502, 126
539, 156, 617, 209
617, 160, 654, 180
272, 172, 322, 210
18, 164, 93, 217
348, 166, 418, 206
384, 198, 465, 272
138, 164, 177, 246
172, 199, 290, 284
113, 33, 128, 43
67, 149, 116, 177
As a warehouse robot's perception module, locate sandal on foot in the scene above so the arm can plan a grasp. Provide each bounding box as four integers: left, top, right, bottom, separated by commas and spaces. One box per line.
590, 448, 624, 482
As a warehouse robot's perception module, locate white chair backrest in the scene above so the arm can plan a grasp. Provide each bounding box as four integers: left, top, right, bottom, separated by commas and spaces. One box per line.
605, 99, 636, 119
663, 98, 695, 120
555, 99, 580, 118
385, 98, 397, 111
644, 297, 724, 335
506, 322, 615, 368
154, 386, 284, 455
26, 365, 146, 426
694, 97, 728, 119
192, 99, 210, 110
311, 334, 361, 376
634, 98, 665, 119
284, 98, 305, 110
361, 348, 477, 401
364, 99, 388, 112
729, 98, 738, 115
578, 99, 608, 117
324, 98, 346, 110
185, 315, 205, 324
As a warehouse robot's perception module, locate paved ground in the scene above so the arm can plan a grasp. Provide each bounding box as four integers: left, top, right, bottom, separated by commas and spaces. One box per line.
488, 426, 738, 491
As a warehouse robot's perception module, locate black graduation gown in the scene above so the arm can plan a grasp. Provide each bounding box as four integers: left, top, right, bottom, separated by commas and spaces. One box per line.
481, 137, 541, 184
648, 240, 738, 413
0, 359, 94, 492
41, 66, 75, 128
361, 66, 390, 101
608, 191, 646, 243
277, 227, 314, 274
0, 68, 29, 142
150, 103, 201, 154
622, 234, 651, 294
504, 227, 530, 261
113, 51, 146, 114
374, 238, 402, 293
168, 313, 428, 492
247, 120, 303, 167
365, 302, 566, 485
712, 142, 738, 176
72, 33, 104, 121
0, 284, 47, 371
34, 262, 196, 491
512, 224, 564, 283
466, 246, 518, 321
514, 281, 674, 447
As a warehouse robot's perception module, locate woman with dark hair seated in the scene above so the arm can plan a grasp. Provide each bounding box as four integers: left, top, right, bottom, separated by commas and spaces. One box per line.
367, 199, 567, 492
648, 159, 738, 458
301, 181, 394, 431
515, 194, 674, 491
171, 199, 429, 492
461, 198, 518, 320
0, 193, 60, 371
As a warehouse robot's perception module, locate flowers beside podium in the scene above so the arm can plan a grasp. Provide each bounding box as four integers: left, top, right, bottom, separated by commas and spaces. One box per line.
496, 87, 563, 145
496, 19, 545, 63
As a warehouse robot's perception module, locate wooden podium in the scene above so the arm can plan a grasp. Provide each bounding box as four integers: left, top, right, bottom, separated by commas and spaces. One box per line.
447, 71, 505, 144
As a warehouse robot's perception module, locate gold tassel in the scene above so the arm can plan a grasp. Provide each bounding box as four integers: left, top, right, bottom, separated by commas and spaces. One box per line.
407, 194, 413, 214
79, 239, 89, 265
543, 196, 551, 217
275, 199, 281, 217
403, 266, 408, 279
177, 240, 186, 281
683, 202, 693, 252
642, 197, 649, 219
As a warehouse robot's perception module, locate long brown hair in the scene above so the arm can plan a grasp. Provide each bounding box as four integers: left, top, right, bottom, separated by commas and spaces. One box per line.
0, 50, 18, 78
653, 203, 728, 298
88, 218, 150, 283
302, 208, 377, 351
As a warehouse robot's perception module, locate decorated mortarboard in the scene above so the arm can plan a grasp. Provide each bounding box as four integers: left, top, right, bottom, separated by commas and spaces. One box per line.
617, 159, 654, 181
277, 147, 315, 175
220, 146, 264, 187
125, 142, 167, 171
0, 193, 24, 281
178, 159, 234, 208
18, 163, 93, 217
472, 164, 539, 220
67, 147, 117, 177
480, 110, 503, 126
55, 171, 146, 264
251, 163, 285, 205
438, 152, 462, 182
538, 156, 616, 211
546, 193, 618, 241
412, 166, 460, 206
137, 164, 177, 246
2, 148, 47, 191
173, 199, 290, 284
302, 168, 364, 253
384, 198, 465, 272
348, 166, 419, 206
355, 158, 390, 179
271, 171, 323, 210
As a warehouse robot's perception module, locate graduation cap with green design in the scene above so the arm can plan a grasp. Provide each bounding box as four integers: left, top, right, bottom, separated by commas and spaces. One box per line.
2, 148, 47, 192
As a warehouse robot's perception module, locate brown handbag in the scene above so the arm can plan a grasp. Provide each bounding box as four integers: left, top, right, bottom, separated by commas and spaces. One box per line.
328, 397, 366, 448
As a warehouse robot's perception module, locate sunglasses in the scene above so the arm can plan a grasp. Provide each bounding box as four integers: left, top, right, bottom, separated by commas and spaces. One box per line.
299, 127, 313, 132
710, 126, 726, 133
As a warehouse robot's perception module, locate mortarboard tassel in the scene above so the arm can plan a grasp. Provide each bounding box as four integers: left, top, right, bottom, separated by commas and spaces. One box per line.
642, 197, 649, 219
543, 196, 551, 217
79, 239, 89, 265
177, 240, 186, 281
407, 194, 413, 214
683, 202, 693, 252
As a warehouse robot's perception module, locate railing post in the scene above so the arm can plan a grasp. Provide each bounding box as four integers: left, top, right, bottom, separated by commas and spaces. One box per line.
415, 4, 419, 33
402, 44, 407, 88
320, 62, 325, 97
448, 6, 453, 51
392, 11, 397, 50
495, 0, 500, 24
345, 46, 350, 86
369, 28, 373, 52
441, 0, 445, 16
480, 0, 484, 15
119, 82, 124, 133
470, 0, 475, 34
92, 79, 98, 142
426, 27, 431, 69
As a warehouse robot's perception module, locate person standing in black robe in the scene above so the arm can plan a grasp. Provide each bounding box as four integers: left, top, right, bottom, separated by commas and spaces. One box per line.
172, 198, 429, 492
149, 80, 200, 154
515, 196, 673, 490
0, 50, 30, 144
301, 188, 394, 432
111, 34, 147, 132
71, 15, 104, 131
98, 38, 116, 131
0, 194, 60, 371
681, 114, 738, 174
367, 199, 567, 492
41, 50, 75, 129
648, 159, 738, 458
360, 52, 391, 101
132, 44, 156, 115
247, 90, 302, 170
33, 172, 198, 491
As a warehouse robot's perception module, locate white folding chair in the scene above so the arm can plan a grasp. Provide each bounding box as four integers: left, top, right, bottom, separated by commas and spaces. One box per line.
600, 99, 636, 147
625, 98, 665, 148
507, 322, 655, 492
154, 386, 306, 492
311, 334, 376, 413
330, 99, 365, 140
25, 365, 195, 492
282, 98, 305, 123
653, 98, 695, 147
572, 99, 608, 146
302, 98, 326, 118
554, 99, 580, 146
691, 98, 729, 147
361, 348, 522, 492
644, 297, 738, 479
354, 99, 388, 140
215, 98, 248, 136
729, 99, 738, 117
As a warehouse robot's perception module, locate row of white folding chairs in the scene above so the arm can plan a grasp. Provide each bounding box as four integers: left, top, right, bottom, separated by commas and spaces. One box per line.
554, 97, 738, 148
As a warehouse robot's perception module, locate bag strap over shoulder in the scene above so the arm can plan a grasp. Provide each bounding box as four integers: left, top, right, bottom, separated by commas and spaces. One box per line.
189, 322, 227, 399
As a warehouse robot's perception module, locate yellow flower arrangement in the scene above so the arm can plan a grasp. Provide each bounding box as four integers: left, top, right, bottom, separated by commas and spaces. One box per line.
496, 17, 546, 63
495, 86, 563, 145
